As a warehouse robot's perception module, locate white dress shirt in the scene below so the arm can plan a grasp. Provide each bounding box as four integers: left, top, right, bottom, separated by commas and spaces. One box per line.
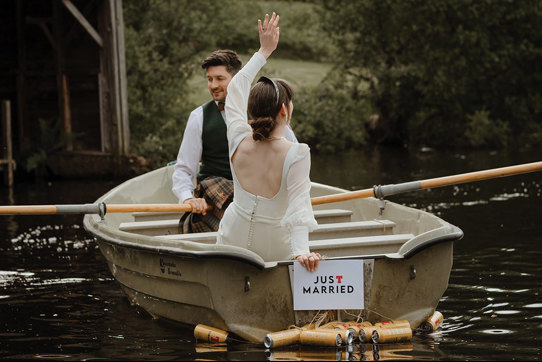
172, 101, 298, 203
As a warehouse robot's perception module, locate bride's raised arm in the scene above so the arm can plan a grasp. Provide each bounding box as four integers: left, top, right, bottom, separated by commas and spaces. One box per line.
257, 12, 280, 59
224, 13, 281, 156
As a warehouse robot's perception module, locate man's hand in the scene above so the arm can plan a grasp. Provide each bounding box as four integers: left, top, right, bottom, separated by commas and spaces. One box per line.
258, 12, 280, 59
296, 252, 321, 272
185, 198, 208, 215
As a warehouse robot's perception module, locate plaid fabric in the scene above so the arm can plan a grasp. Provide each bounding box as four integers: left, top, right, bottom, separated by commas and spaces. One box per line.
179, 176, 234, 234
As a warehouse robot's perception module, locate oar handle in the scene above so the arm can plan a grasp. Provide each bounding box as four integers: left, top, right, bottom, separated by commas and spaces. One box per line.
0, 204, 104, 215
0, 205, 59, 215
0, 203, 206, 215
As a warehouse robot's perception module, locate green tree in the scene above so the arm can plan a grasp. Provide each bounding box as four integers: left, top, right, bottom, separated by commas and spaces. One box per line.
124, 0, 337, 166
124, 0, 220, 165
322, 0, 542, 148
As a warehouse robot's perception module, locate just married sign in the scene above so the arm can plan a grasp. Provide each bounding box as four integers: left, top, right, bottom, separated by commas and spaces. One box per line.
293, 259, 364, 310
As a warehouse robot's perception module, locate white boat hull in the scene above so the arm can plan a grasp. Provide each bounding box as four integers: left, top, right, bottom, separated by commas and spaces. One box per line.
84, 166, 462, 342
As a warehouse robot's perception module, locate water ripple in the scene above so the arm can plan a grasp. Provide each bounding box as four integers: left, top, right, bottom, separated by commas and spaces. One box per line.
482, 329, 514, 335
524, 303, 542, 308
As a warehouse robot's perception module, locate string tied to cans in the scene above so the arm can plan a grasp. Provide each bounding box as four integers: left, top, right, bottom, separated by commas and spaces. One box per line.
193, 310, 444, 349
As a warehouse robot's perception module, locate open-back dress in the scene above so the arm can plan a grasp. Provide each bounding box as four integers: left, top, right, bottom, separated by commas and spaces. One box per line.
216, 52, 318, 261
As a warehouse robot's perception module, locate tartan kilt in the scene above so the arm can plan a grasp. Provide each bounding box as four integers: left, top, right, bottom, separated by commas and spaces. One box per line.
179, 176, 234, 234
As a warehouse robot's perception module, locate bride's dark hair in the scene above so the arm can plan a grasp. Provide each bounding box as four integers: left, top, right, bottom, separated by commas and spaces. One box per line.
248, 77, 294, 141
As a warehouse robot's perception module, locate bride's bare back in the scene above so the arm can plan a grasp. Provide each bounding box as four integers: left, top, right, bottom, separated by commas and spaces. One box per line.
232, 136, 293, 199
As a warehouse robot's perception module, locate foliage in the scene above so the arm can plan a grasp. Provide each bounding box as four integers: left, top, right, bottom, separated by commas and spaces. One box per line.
124, 0, 341, 167
293, 70, 368, 152
321, 0, 542, 148
25, 118, 79, 172
211, 1, 335, 61
465, 110, 509, 148
124, 0, 220, 164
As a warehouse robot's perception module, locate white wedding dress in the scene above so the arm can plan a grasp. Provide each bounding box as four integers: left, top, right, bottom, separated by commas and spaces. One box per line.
216, 52, 318, 261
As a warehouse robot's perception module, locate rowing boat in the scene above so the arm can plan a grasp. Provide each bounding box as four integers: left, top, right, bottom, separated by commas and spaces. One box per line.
83, 165, 463, 342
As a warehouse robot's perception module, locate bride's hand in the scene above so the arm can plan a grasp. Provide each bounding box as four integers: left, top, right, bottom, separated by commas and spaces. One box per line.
296, 252, 321, 272
258, 12, 280, 59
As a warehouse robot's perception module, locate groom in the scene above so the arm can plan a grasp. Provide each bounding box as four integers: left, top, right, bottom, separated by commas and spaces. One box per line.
172, 49, 297, 232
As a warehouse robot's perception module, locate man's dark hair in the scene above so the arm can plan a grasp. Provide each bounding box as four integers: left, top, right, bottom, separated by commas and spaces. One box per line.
201, 50, 242, 75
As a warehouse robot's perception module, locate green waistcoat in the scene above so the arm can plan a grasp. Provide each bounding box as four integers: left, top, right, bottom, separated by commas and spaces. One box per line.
198, 100, 232, 181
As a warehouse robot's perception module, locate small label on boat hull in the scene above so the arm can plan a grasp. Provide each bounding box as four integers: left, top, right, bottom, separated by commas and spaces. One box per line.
159, 257, 182, 277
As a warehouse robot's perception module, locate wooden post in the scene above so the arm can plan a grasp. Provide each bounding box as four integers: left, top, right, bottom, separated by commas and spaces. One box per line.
105, 0, 129, 157
61, 74, 73, 150
114, 0, 129, 155
16, 0, 26, 153
1, 100, 15, 187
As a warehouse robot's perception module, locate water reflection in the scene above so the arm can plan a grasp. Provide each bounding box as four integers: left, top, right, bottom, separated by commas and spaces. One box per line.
1, 146, 542, 360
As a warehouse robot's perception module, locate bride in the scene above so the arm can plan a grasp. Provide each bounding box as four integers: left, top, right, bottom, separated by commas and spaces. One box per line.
216, 12, 321, 272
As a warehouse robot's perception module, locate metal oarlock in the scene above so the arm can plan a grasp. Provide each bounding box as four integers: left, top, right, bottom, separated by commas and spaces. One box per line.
373, 185, 387, 215
98, 202, 106, 221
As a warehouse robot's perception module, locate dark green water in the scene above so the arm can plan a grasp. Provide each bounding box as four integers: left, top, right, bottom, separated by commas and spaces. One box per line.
1, 146, 541, 360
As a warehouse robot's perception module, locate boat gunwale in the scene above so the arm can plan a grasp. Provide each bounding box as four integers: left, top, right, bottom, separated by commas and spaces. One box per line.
400, 226, 463, 258
86, 222, 268, 270
83, 166, 464, 270
86, 216, 464, 270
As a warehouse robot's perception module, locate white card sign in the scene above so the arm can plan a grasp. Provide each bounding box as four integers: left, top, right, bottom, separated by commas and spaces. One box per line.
293, 259, 364, 310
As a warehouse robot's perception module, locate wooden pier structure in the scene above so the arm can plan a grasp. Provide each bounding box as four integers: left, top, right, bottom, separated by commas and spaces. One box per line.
1, 100, 16, 186
0, 0, 135, 179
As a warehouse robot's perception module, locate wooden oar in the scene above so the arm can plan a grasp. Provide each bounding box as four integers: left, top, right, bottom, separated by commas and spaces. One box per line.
311, 160, 542, 205
0, 203, 196, 216
1, 161, 540, 215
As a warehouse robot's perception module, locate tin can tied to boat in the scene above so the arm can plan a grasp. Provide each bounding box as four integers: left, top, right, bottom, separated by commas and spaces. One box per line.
317, 321, 357, 344
372, 327, 412, 344
264, 324, 315, 348
319, 320, 341, 329
332, 321, 365, 340
419, 311, 444, 333
374, 319, 411, 329
300, 330, 342, 347
316, 328, 354, 345
347, 321, 373, 327
358, 325, 379, 343
194, 324, 230, 344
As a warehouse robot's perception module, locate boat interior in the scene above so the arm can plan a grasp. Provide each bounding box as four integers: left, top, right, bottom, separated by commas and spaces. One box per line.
88, 166, 462, 265
118, 208, 416, 258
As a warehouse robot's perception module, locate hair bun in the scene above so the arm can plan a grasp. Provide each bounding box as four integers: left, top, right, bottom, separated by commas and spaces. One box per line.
250, 117, 275, 141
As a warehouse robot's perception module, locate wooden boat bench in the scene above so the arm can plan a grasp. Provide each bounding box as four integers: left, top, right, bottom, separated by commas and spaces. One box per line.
130, 208, 354, 223
149, 211, 410, 256
120, 209, 357, 236
156, 231, 414, 256
309, 233, 415, 257
120, 207, 408, 255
